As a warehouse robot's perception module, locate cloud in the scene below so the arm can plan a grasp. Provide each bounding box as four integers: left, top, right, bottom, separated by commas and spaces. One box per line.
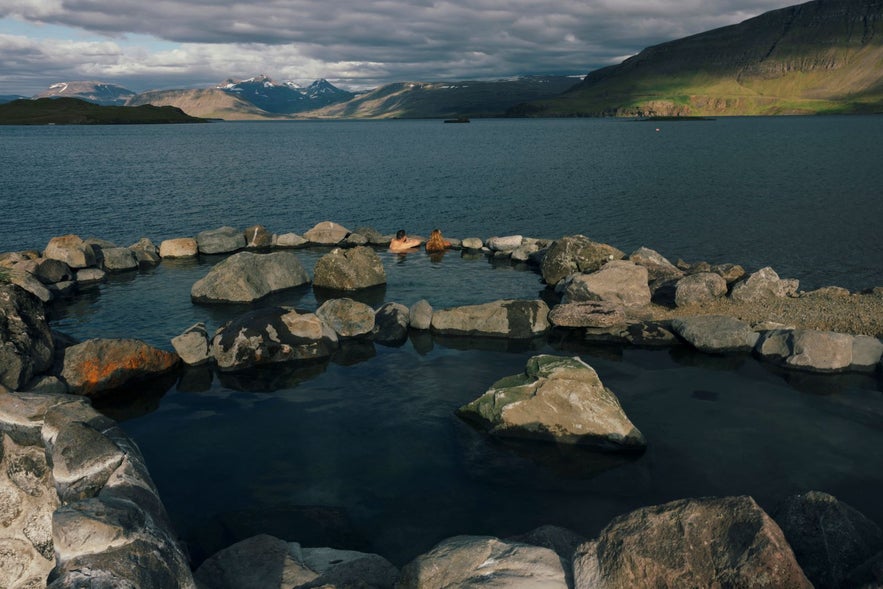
0, 0, 797, 94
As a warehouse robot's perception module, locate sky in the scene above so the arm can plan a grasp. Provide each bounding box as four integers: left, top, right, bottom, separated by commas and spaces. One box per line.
0, 0, 799, 95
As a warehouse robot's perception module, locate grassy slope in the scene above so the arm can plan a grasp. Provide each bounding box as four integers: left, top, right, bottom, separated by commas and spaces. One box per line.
0, 97, 206, 124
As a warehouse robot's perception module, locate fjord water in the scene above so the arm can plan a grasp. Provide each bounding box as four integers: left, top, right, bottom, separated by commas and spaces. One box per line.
2, 118, 882, 566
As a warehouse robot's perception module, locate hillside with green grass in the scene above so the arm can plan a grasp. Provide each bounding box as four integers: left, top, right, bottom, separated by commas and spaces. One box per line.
517, 0, 883, 117
0, 97, 207, 125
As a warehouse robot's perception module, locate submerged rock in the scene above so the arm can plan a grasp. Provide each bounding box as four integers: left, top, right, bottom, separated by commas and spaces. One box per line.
191, 251, 310, 304
431, 299, 549, 339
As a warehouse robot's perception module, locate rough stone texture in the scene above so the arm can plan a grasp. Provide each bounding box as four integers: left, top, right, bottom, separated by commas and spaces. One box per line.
171, 323, 212, 366
196, 226, 246, 255
31, 259, 74, 285
574, 496, 812, 589
852, 335, 883, 370
486, 235, 523, 252
6, 271, 53, 304
48, 420, 125, 503
674, 272, 728, 307
397, 535, 567, 588
315, 298, 376, 339
562, 261, 651, 308
628, 246, 684, 284
43, 235, 96, 269
312, 246, 386, 291
460, 237, 483, 250
511, 239, 545, 263
128, 238, 161, 269
508, 525, 587, 589
211, 307, 338, 371
191, 251, 311, 304
540, 235, 626, 287
274, 232, 308, 248
158, 237, 198, 259
711, 262, 746, 284
58, 338, 180, 397
457, 355, 646, 451
409, 299, 433, 330
625, 321, 680, 346
75, 267, 106, 284
353, 226, 386, 245
671, 315, 759, 353
99, 247, 138, 273
431, 299, 550, 339
0, 285, 54, 391
373, 302, 410, 345
730, 266, 796, 302
773, 491, 883, 589
244, 224, 273, 249
304, 221, 351, 245
548, 301, 626, 328
787, 329, 854, 372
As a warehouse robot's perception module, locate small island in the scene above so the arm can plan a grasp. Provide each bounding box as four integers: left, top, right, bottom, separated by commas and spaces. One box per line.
0, 97, 207, 125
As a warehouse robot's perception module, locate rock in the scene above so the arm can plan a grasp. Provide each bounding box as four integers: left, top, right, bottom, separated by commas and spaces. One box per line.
460, 237, 483, 250
457, 354, 646, 451
511, 239, 544, 263
191, 251, 311, 304
730, 266, 795, 302
787, 329, 854, 372
342, 232, 369, 247
59, 338, 180, 397
409, 299, 433, 330
128, 238, 161, 269
43, 235, 96, 269
274, 232, 308, 248
85, 237, 117, 250
671, 315, 759, 353
32, 258, 74, 284
397, 535, 568, 588
75, 267, 106, 284
628, 246, 684, 284
353, 226, 385, 245
711, 262, 746, 284
548, 301, 626, 328
159, 237, 198, 258
674, 272, 728, 307
100, 247, 138, 273
805, 285, 851, 297
508, 525, 587, 588
211, 307, 338, 371
312, 246, 386, 291
8, 270, 53, 303
315, 298, 376, 339
197, 226, 246, 255
561, 260, 651, 308
171, 323, 212, 366
52, 496, 147, 560
48, 420, 125, 502
373, 302, 410, 345
431, 299, 550, 339
541, 235, 626, 287
304, 221, 350, 245
853, 335, 883, 370
244, 224, 273, 249
486, 235, 523, 252
773, 491, 883, 589
0, 285, 54, 391
575, 496, 811, 588
22, 375, 68, 395
624, 321, 680, 346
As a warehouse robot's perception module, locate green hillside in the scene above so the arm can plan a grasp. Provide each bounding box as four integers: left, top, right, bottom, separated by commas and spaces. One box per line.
518, 0, 883, 117
0, 97, 207, 125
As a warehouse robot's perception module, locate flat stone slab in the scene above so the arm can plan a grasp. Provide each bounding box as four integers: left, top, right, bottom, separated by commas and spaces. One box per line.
671, 315, 759, 353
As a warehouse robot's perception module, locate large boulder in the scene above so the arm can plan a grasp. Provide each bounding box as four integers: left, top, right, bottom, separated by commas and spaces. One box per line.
43, 235, 96, 269
409, 299, 433, 331
128, 238, 161, 269
196, 226, 245, 255
431, 299, 550, 339
561, 261, 651, 308
171, 323, 212, 366
315, 298, 375, 339
574, 496, 812, 589
244, 224, 273, 249
397, 535, 568, 588
191, 251, 311, 304
159, 237, 198, 259
773, 491, 883, 589
540, 235, 625, 287
548, 301, 626, 329
31, 258, 74, 284
628, 246, 684, 285
211, 307, 338, 371
0, 284, 54, 391
274, 233, 308, 249
674, 272, 728, 307
304, 221, 350, 245
312, 246, 386, 291
756, 329, 856, 372
373, 302, 410, 345
486, 235, 523, 252
670, 315, 759, 353
58, 338, 180, 397
457, 355, 646, 451
730, 266, 796, 302
99, 247, 138, 273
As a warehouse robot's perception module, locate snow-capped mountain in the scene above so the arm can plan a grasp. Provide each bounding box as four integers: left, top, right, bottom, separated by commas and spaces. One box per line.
216, 75, 353, 114
34, 82, 136, 106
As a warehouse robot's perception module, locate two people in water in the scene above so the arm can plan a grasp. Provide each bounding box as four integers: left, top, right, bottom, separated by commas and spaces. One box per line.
389, 229, 452, 253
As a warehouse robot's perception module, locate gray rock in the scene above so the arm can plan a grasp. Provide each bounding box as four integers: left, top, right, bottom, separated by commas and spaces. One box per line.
8, 270, 53, 303
511, 239, 545, 263
431, 299, 550, 339
0, 284, 54, 391
787, 329, 854, 372
300, 546, 398, 588
486, 235, 523, 252
730, 266, 796, 302
313, 246, 386, 291
274, 232, 308, 248
624, 321, 680, 346
196, 226, 245, 255
540, 235, 625, 287
409, 299, 433, 330
48, 280, 76, 298
508, 525, 587, 588
711, 262, 746, 284
674, 272, 728, 307
191, 251, 311, 304
460, 237, 483, 250
671, 315, 759, 353
562, 260, 650, 308
43, 235, 96, 269
171, 323, 212, 366
22, 375, 68, 395
243, 224, 273, 249
773, 491, 883, 589
457, 354, 646, 451
373, 302, 410, 345
159, 237, 198, 258
100, 247, 138, 273
59, 338, 180, 397
48, 420, 126, 503
315, 298, 376, 339
353, 226, 386, 245
128, 237, 161, 269
75, 267, 107, 284
195, 534, 319, 589
32, 258, 74, 284
548, 301, 626, 328
211, 307, 338, 371
852, 335, 883, 370
304, 221, 350, 245
574, 496, 811, 589
342, 232, 369, 246
628, 246, 684, 284
397, 535, 568, 588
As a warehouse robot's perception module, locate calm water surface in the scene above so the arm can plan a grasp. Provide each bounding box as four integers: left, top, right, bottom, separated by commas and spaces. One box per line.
2, 118, 882, 566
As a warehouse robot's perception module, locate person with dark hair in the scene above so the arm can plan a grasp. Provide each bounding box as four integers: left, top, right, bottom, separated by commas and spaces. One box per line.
389, 229, 422, 251
424, 229, 452, 253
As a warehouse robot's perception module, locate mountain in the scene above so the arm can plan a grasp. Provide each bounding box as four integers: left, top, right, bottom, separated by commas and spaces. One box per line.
34, 81, 136, 106
305, 76, 581, 119
518, 0, 883, 117
0, 95, 27, 104
0, 97, 205, 125
216, 75, 354, 113
126, 88, 279, 120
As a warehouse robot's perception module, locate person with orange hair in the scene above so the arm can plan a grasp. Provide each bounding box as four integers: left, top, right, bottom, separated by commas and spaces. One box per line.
424, 229, 452, 253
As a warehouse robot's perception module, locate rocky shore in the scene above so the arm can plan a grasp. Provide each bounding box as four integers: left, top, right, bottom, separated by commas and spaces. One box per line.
1, 221, 882, 587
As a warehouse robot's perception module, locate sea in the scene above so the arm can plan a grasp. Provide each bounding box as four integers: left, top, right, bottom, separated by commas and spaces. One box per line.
2, 117, 882, 566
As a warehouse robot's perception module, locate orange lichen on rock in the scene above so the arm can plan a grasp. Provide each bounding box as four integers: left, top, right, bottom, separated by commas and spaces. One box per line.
61, 338, 180, 397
